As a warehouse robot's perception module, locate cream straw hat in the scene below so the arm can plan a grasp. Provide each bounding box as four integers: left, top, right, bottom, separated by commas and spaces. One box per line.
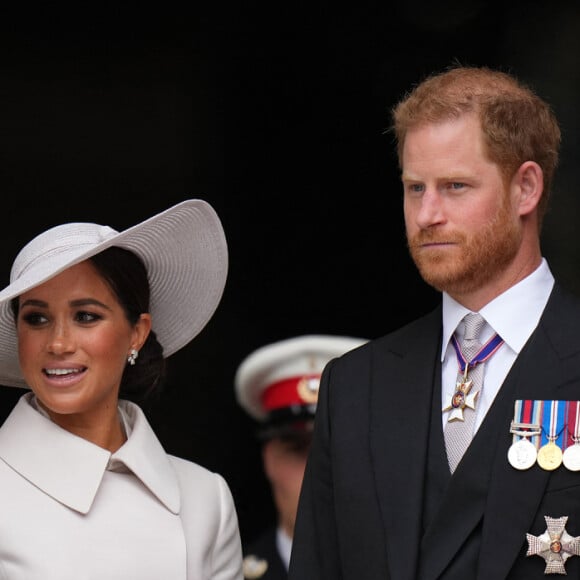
0, 199, 228, 388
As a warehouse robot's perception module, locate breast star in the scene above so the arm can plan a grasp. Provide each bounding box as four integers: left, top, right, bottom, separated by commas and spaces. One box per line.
526, 515, 580, 574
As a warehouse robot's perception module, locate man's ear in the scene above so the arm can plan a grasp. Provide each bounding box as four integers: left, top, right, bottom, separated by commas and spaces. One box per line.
514, 161, 543, 217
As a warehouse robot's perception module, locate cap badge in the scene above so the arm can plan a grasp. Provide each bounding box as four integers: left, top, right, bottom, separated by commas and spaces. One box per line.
297, 376, 319, 404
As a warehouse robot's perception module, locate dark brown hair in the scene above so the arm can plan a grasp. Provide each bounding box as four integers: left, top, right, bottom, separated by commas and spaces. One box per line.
90, 247, 166, 405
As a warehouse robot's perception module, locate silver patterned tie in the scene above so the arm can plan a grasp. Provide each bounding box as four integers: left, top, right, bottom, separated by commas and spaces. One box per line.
444, 312, 486, 473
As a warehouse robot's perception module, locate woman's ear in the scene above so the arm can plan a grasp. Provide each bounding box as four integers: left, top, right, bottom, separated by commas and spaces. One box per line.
132, 313, 152, 351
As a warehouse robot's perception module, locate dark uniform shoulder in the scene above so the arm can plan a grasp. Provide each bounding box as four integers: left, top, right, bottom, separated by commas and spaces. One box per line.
242, 527, 287, 580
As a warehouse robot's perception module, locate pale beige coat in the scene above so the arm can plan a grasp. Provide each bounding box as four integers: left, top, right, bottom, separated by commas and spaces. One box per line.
0, 393, 243, 580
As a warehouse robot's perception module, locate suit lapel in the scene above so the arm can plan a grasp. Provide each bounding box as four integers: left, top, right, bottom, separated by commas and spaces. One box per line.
370, 306, 442, 580
418, 340, 522, 579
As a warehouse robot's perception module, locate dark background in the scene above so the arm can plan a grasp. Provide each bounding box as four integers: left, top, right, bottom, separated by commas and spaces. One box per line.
0, 2, 579, 543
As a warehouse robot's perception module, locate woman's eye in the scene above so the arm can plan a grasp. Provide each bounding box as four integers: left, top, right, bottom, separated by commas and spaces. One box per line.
75, 311, 101, 323
21, 312, 48, 326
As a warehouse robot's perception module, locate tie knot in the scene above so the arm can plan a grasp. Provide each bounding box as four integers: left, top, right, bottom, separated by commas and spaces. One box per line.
463, 312, 485, 342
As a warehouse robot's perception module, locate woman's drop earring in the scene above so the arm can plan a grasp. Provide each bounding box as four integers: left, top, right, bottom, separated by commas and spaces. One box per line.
127, 348, 139, 366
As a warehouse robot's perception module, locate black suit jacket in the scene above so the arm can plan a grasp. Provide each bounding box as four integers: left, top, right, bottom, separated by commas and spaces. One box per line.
289, 285, 580, 579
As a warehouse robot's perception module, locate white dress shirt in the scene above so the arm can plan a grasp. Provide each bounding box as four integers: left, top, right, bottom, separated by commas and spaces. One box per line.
441, 258, 555, 431
276, 526, 293, 571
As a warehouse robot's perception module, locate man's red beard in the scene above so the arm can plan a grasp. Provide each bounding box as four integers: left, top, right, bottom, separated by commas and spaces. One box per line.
407, 198, 522, 297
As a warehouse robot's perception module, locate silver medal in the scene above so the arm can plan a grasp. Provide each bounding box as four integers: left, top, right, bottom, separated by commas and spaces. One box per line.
508, 437, 537, 470
563, 443, 580, 472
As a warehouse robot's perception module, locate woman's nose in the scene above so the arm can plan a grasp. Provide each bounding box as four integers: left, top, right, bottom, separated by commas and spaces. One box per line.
46, 322, 75, 355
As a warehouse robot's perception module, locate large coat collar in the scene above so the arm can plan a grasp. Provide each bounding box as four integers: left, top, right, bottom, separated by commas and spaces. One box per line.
0, 393, 180, 515
369, 285, 580, 580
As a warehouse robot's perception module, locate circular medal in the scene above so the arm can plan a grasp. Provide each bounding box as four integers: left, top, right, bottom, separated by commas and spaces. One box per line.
562, 443, 580, 472
507, 438, 537, 470
537, 441, 563, 471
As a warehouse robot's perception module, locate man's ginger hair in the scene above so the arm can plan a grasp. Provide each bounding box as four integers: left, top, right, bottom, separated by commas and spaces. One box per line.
392, 66, 561, 226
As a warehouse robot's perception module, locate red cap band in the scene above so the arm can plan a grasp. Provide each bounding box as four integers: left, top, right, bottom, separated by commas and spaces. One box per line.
261, 374, 320, 411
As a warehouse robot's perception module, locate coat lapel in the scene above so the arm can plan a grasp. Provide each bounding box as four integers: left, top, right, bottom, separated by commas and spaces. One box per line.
0, 394, 181, 516
0, 393, 110, 513
370, 306, 442, 580
114, 401, 181, 514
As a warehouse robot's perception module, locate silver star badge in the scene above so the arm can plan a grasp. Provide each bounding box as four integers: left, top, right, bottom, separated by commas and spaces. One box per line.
526, 515, 580, 574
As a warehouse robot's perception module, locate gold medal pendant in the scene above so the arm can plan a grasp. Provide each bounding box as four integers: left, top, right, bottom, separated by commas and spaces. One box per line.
536, 401, 565, 471
537, 440, 563, 471
442, 366, 479, 422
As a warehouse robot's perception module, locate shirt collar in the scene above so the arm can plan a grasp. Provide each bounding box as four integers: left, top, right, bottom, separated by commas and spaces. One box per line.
0, 393, 180, 515
276, 526, 293, 571
441, 258, 555, 360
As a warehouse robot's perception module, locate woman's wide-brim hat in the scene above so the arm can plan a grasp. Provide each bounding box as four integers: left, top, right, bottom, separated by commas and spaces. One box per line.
0, 199, 228, 389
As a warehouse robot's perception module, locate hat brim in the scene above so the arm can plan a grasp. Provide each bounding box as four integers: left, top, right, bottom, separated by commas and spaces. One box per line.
0, 199, 228, 389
